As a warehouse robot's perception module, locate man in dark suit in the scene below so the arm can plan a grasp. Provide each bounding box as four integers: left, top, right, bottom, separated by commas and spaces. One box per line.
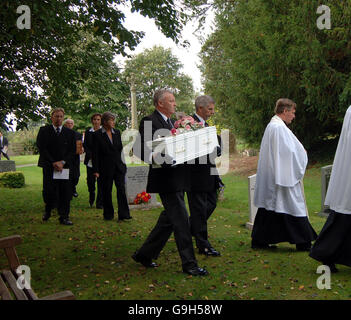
36, 108, 76, 225
83, 113, 103, 208
132, 89, 208, 276
92, 112, 131, 221
0, 130, 10, 160
64, 118, 83, 198
187, 95, 224, 256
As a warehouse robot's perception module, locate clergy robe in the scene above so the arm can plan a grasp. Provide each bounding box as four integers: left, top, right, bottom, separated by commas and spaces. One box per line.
251, 115, 317, 246
310, 106, 351, 267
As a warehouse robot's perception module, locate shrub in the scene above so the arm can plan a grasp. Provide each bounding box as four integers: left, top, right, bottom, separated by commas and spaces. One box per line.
0, 171, 25, 188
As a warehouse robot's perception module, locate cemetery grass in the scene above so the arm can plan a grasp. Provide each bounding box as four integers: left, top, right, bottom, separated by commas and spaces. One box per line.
0, 164, 349, 300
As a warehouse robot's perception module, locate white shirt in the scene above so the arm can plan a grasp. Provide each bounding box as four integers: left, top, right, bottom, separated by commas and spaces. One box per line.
325, 106, 351, 214
195, 113, 205, 126
254, 115, 308, 217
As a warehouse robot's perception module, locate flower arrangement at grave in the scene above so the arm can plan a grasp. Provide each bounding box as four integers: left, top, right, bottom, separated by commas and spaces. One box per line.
133, 191, 151, 204
171, 116, 204, 136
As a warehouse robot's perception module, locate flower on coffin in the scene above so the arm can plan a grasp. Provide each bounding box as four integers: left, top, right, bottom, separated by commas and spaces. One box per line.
172, 116, 204, 135
133, 191, 151, 204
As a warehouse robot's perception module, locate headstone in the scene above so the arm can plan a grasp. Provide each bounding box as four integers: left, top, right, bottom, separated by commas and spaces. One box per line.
319, 164, 333, 217
246, 174, 258, 230
126, 166, 162, 210
0, 160, 16, 173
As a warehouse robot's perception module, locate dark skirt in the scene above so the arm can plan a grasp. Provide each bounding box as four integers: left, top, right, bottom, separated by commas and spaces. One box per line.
251, 208, 317, 245
310, 210, 351, 267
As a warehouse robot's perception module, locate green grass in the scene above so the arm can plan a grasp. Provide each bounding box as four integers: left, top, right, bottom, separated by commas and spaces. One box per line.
0, 159, 348, 300
11, 154, 39, 166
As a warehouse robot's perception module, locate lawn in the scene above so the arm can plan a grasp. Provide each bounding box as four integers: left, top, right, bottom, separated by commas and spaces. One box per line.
0, 157, 349, 300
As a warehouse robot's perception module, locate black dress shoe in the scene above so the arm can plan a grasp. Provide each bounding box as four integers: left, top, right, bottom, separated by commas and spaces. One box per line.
60, 219, 73, 225
183, 266, 209, 276
296, 243, 311, 252
199, 247, 221, 256
73, 192, 78, 198
323, 262, 338, 273
42, 212, 51, 221
132, 252, 158, 268
118, 216, 132, 221
96, 205, 103, 209
251, 242, 277, 249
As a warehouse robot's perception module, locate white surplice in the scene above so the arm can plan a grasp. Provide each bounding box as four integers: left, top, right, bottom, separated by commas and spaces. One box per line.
254, 115, 308, 217
324, 106, 351, 214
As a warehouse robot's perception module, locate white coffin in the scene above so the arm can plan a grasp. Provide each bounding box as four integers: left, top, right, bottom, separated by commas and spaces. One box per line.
147, 126, 219, 165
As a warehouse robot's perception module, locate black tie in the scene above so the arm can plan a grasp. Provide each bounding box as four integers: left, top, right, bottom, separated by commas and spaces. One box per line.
56, 127, 60, 135
167, 118, 173, 129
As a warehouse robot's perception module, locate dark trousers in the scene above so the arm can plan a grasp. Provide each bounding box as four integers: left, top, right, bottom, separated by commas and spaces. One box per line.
101, 170, 130, 220
71, 158, 80, 194
86, 166, 102, 206
0, 151, 10, 160
137, 192, 197, 270
42, 167, 72, 221
188, 191, 218, 249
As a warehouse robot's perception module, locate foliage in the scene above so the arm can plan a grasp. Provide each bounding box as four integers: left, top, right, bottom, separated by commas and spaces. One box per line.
43, 31, 130, 131
200, 0, 351, 149
123, 46, 195, 122
0, 171, 25, 188
1, 0, 188, 130
7, 126, 41, 155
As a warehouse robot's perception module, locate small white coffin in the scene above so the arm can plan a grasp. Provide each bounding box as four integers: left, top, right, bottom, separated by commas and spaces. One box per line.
147, 126, 219, 164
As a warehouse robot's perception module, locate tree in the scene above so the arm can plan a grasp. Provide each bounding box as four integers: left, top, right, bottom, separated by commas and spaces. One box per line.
200, 0, 351, 149
123, 46, 195, 122
43, 31, 129, 131
0, 0, 188, 130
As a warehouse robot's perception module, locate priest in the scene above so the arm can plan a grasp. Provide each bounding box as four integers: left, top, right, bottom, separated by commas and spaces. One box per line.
310, 106, 351, 273
251, 98, 317, 251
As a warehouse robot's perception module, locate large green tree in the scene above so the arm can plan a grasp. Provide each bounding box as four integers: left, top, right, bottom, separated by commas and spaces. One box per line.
0, 0, 188, 130
123, 46, 195, 121
200, 0, 351, 149
43, 31, 129, 131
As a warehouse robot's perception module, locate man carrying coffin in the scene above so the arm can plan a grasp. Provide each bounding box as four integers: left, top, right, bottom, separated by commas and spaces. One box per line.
187, 95, 223, 256
132, 89, 208, 276
251, 98, 317, 251
310, 106, 351, 273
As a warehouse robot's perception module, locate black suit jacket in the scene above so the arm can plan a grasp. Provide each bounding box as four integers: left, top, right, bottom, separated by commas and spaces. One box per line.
188, 114, 220, 192
1, 136, 8, 149
83, 128, 94, 165
36, 125, 76, 170
133, 110, 190, 193
92, 128, 126, 177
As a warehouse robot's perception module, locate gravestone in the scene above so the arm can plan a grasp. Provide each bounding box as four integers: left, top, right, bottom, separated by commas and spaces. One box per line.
246, 174, 258, 230
126, 166, 162, 210
319, 164, 333, 217
0, 160, 16, 173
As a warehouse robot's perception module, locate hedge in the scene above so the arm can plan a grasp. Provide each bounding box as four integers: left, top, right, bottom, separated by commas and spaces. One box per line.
0, 171, 25, 188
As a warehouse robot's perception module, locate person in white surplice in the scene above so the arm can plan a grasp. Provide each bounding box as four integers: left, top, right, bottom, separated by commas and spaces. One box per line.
251, 98, 317, 251
310, 105, 351, 273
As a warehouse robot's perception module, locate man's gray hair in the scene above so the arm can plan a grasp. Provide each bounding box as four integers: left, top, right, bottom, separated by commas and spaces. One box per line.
195, 95, 215, 111
153, 88, 174, 107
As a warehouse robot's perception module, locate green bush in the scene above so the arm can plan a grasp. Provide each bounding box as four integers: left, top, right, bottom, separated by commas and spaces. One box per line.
0, 171, 25, 188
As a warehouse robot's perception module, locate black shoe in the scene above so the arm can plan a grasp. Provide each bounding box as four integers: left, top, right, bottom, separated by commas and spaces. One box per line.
199, 247, 221, 256
42, 212, 51, 221
96, 204, 103, 209
251, 243, 277, 250
323, 262, 338, 273
296, 243, 311, 252
118, 216, 132, 221
183, 266, 209, 276
60, 219, 73, 225
73, 192, 78, 198
132, 252, 158, 268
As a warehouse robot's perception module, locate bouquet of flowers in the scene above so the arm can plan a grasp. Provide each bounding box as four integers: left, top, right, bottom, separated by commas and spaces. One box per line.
133, 191, 151, 204
171, 116, 204, 136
